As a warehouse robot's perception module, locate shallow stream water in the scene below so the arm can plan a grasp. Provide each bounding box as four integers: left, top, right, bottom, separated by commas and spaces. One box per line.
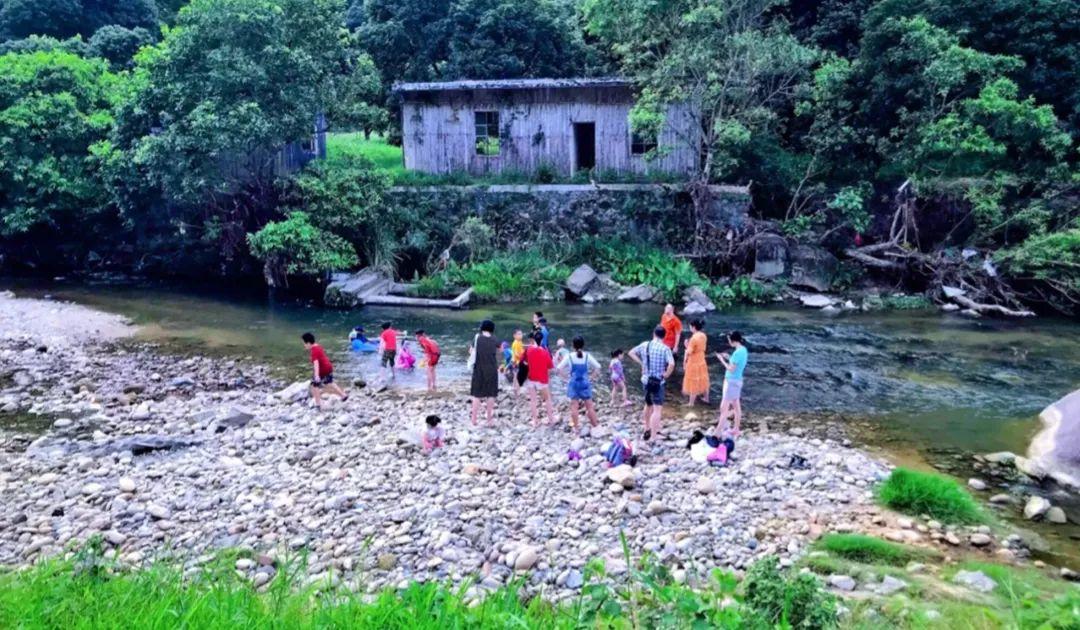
4, 279, 1080, 560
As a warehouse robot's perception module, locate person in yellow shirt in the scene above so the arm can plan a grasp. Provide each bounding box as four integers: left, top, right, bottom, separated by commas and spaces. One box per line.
510, 328, 526, 397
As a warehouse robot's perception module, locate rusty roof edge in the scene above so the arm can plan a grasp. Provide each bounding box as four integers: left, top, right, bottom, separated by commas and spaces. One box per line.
392, 77, 631, 93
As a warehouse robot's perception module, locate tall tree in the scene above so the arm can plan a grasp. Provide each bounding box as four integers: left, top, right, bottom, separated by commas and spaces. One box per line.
0, 50, 118, 240
586, 0, 817, 246
112, 0, 352, 267
0, 0, 158, 41
445, 0, 590, 79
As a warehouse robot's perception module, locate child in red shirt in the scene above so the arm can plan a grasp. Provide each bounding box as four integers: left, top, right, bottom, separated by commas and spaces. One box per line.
524, 332, 557, 427
301, 332, 347, 410
379, 322, 398, 382
414, 329, 440, 392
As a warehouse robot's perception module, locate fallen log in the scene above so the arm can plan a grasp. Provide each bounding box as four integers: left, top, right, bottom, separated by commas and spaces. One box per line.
844, 248, 904, 270
952, 294, 1035, 318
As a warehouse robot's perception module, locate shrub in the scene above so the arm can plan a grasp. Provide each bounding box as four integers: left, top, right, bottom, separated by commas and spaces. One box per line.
815, 534, 923, 565
881, 294, 933, 310
446, 251, 570, 301
742, 556, 837, 629
876, 468, 984, 524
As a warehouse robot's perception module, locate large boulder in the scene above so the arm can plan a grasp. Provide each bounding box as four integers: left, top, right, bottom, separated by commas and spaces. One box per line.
566, 264, 599, 297
581, 273, 623, 303
324, 268, 393, 308
1027, 388, 1080, 489
790, 244, 838, 292
753, 233, 790, 279
618, 284, 657, 303
683, 286, 716, 312
799, 294, 835, 308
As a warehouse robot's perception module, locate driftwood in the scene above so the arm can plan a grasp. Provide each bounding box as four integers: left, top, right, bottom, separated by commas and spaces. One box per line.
952, 294, 1034, 318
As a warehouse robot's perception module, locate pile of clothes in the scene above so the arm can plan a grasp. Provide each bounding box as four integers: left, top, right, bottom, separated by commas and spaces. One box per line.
686, 429, 735, 466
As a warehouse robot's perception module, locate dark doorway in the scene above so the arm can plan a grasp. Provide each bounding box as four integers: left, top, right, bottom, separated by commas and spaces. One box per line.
573, 122, 596, 171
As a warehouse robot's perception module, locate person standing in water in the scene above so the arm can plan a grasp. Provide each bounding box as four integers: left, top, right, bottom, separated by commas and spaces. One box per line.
469, 320, 500, 426
379, 322, 398, 382
660, 304, 683, 361
628, 326, 674, 443
414, 330, 440, 392
715, 331, 748, 436
557, 336, 601, 431
682, 319, 710, 406
302, 332, 348, 410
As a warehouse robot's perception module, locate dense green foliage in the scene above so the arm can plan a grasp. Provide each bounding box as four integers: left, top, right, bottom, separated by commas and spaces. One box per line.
876, 468, 984, 525
0, 0, 158, 41
0, 546, 843, 629
0, 50, 118, 238
0, 0, 1076, 310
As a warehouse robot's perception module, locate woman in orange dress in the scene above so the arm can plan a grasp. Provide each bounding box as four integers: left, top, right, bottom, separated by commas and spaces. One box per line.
682, 319, 709, 405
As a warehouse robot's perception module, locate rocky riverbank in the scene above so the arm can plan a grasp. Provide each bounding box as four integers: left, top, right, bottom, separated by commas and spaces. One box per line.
0, 290, 1052, 601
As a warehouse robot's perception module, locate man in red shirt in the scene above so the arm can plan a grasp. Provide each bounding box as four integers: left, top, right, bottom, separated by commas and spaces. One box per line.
379, 322, 398, 382
302, 332, 347, 410
414, 329, 440, 392
524, 332, 557, 427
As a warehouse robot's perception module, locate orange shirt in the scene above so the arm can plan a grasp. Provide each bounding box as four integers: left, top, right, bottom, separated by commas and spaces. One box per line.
660, 313, 682, 350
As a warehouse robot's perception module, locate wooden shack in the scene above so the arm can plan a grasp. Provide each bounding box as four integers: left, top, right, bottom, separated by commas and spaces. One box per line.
393, 78, 699, 177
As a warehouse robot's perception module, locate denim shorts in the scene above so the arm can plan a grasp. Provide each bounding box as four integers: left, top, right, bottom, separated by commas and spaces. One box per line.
643, 378, 665, 406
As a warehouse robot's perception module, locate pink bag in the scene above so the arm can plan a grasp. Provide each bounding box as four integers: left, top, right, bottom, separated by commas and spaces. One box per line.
706, 445, 727, 464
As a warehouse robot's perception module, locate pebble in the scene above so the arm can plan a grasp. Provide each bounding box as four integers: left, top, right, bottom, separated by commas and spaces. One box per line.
967, 478, 987, 491
0, 293, 896, 603
954, 570, 996, 593
1023, 496, 1051, 520
1046, 507, 1067, 524
828, 575, 856, 591
969, 534, 992, 547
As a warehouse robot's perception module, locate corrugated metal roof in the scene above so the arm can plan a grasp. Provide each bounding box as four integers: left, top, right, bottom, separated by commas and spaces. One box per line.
393, 78, 630, 93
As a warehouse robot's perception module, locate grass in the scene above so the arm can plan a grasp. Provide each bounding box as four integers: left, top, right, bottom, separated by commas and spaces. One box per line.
876, 468, 985, 525
814, 534, 929, 566
325, 132, 405, 176
325, 132, 686, 186
0, 545, 844, 630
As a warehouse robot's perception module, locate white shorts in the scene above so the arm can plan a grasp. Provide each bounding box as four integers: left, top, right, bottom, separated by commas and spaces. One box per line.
526, 380, 549, 393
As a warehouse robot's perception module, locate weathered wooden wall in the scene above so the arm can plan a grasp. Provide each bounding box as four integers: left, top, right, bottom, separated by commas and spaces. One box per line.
400, 86, 699, 177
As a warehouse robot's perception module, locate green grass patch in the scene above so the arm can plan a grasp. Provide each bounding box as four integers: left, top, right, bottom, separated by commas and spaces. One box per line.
881, 294, 934, 310
326, 132, 405, 175
814, 534, 926, 566
876, 468, 984, 524
0, 546, 845, 630
327, 133, 686, 186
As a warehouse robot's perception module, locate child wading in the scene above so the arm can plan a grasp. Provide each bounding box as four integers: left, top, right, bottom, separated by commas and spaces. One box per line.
609, 349, 630, 406
379, 322, 398, 382
557, 336, 601, 430
414, 330, 440, 392
301, 332, 348, 410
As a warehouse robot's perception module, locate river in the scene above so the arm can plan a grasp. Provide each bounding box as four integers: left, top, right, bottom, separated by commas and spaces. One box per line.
4, 278, 1080, 562
9, 279, 1078, 455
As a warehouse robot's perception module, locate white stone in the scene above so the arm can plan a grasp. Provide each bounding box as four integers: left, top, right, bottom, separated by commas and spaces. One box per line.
828, 575, 856, 591
1023, 496, 1051, 520
954, 570, 996, 593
